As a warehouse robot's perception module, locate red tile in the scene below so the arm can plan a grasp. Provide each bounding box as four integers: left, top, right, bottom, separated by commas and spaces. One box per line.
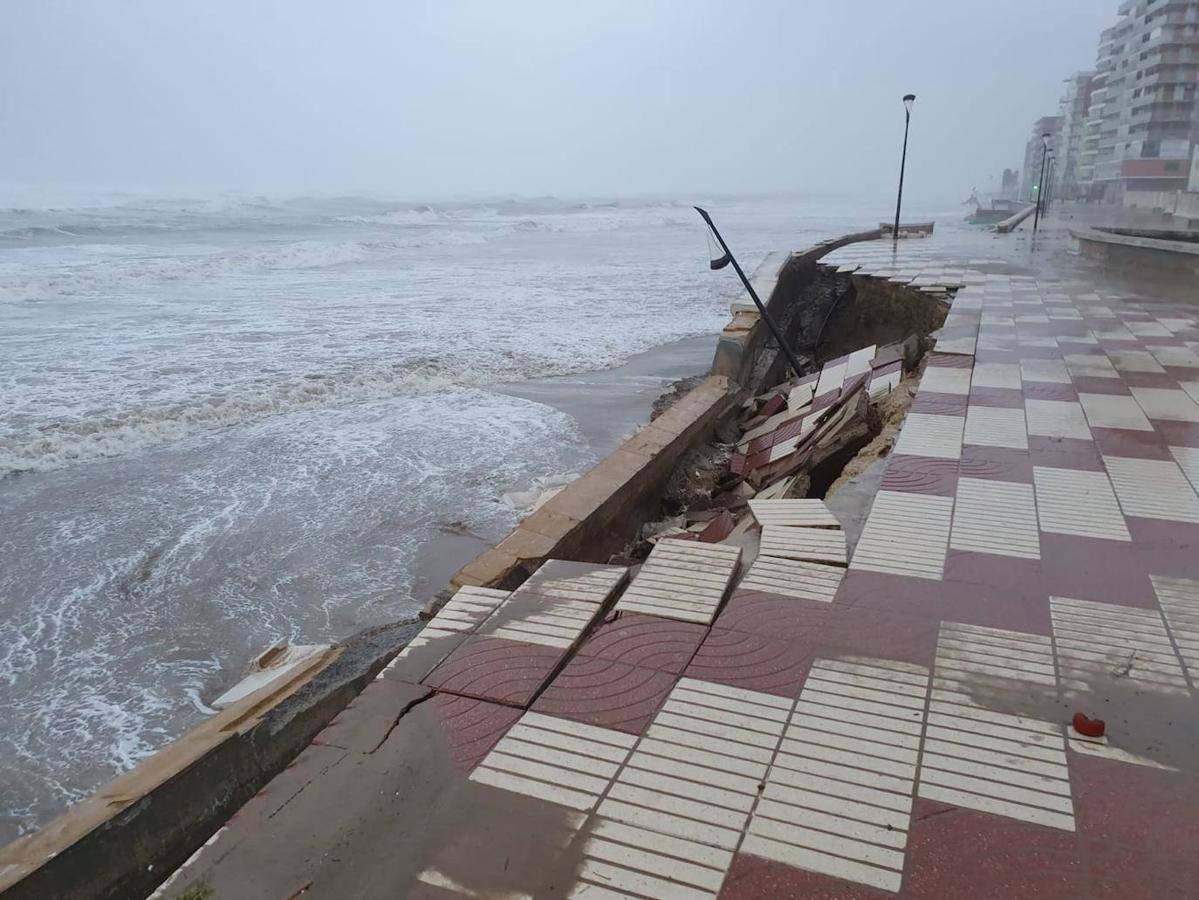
1090, 427, 1171, 459
1070, 752, 1199, 896
1038, 533, 1155, 608
422, 636, 564, 708
959, 445, 1034, 483
758, 393, 786, 418
904, 797, 1081, 898
685, 627, 814, 698
968, 386, 1026, 409
1120, 371, 1181, 389
1071, 376, 1132, 396
1125, 518, 1199, 577
927, 352, 975, 370
429, 693, 523, 772
1154, 421, 1199, 448
532, 655, 676, 735
719, 853, 887, 899
1028, 436, 1105, 470
576, 613, 707, 674
715, 589, 831, 642
814, 603, 939, 668
1023, 381, 1078, 402
912, 392, 969, 416
880, 454, 959, 495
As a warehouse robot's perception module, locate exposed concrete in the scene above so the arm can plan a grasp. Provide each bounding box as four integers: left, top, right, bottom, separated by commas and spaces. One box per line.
878, 221, 935, 238
710, 229, 882, 391
449, 374, 741, 591
0, 620, 420, 900
994, 203, 1035, 232
815, 273, 949, 363
1071, 225, 1199, 282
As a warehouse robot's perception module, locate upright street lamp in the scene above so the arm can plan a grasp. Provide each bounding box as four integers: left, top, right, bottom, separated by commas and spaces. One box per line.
1033, 132, 1051, 234
892, 94, 916, 242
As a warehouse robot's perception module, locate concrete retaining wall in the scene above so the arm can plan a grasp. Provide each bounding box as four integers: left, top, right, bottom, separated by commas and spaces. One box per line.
451, 374, 739, 590
0, 622, 420, 900
710, 229, 881, 390
1071, 226, 1199, 282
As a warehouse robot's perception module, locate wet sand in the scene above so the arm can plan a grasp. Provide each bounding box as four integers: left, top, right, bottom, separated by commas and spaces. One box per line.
404, 334, 718, 602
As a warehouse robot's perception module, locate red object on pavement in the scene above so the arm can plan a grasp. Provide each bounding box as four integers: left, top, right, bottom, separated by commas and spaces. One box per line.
1072, 712, 1106, 737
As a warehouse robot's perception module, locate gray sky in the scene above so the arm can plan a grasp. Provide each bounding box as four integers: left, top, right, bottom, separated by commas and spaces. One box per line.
1, 0, 1115, 203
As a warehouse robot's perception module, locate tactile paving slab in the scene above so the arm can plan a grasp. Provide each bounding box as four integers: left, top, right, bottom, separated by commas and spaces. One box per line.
616, 540, 741, 624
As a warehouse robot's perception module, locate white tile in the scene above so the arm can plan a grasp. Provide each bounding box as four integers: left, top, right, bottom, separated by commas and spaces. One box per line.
739, 557, 844, 603
934, 621, 1056, 688
758, 525, 847, 564
1077, 393, 1153, 431
921, 365, 973, 396
1032, 466, 1130, 541
893, 413, 965, 460
1131, 387, 1199, 422
1051, 596, 1188, 694
748, 498, 839, 528
919, 651, 1073, 831
1127, 320, 1172, 337
1020, 359, 1071, 384
970, 362, 1021, 390
472, 713, 635, 811
1102, 456, 1199, 524
1024, 400, 1091, 441
816, 359, 848, 397
1172, 445, 1199, 492
596, 680, 787, 857
949, 478, 1040, 559
1147, 345, 1199, 368
1064, 353, 1118, 379
869, 367, 902, 400
845, 345, 878, 379
616, 542, 741, 624
935, 335, 977, 356
1107, 349, 1165, 373
963, 405, 1028, 450
851, 490, 954, 581
1150, 574, 1199, 683
744, 658, 928, 894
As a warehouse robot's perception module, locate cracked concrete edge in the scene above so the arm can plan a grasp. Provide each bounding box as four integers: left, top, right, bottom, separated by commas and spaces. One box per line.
0, 618, 423, 900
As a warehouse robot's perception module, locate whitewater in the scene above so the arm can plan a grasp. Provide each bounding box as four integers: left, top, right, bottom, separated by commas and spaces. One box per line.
0, 190, 880, 843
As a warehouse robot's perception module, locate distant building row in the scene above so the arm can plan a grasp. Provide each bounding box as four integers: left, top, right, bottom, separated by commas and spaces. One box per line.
1021, 0, 1199, 205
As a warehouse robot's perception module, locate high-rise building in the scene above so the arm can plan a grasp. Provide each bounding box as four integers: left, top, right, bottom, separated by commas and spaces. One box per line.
1078, 0, 1199, 200
1055, 71, 1098, 199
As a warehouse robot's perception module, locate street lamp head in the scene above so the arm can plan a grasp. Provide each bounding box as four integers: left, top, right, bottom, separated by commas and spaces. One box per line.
1041, 132, 1051, 148
903, 94, 916, 114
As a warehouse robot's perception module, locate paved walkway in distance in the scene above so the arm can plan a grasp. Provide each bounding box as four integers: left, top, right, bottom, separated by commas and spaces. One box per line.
158, 216, 1199, 898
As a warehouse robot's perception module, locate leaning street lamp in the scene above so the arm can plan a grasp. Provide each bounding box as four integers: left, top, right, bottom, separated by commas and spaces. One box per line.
1033, 132, 1051, 234
892, 93, 916, 241
695, 207, 805, 378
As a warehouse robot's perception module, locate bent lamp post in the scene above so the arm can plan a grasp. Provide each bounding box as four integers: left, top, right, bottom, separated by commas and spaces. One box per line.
695, 206, 805, 379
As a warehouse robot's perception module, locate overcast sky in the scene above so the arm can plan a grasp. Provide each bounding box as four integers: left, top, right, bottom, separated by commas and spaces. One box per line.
1, 0, 1116, 204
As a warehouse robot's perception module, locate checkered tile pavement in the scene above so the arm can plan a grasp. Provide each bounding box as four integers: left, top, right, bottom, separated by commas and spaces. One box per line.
161, 233, 1199, 899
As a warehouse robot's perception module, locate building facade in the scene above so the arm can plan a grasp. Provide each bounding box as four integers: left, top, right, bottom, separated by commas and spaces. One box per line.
1079, 0, 1199, 200
1055, 71, 1098, 199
